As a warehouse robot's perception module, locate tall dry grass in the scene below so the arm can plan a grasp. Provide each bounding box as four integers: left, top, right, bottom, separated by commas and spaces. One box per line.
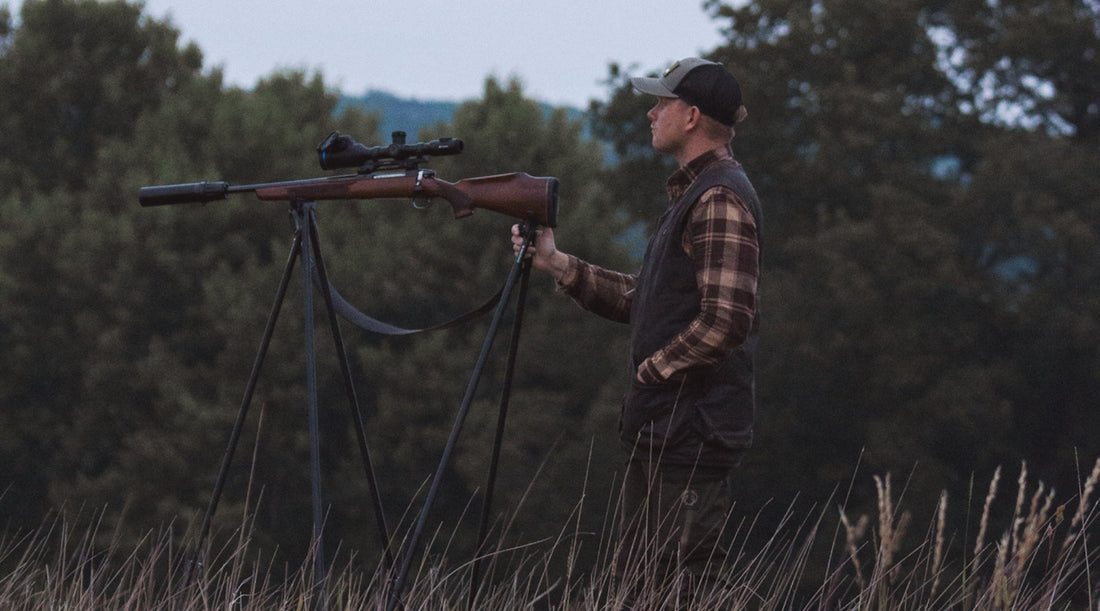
2, 456, 1098, 609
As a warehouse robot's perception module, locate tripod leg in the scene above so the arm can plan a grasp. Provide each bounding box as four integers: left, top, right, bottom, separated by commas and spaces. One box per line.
307, 212, 394, 570
296, 203, 328, 592
388, 225, 538, 611
468, 226, 535, 608
190, 228, 302, 577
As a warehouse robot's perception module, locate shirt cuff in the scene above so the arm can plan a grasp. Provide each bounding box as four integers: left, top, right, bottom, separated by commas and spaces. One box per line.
554, 255, 581, 290
636, 359, 664, 385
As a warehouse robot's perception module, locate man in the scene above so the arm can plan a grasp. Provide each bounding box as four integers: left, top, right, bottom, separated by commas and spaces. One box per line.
511, 58, 762, 604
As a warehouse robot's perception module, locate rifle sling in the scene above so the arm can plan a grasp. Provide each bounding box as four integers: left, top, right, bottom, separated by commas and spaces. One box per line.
312, 269, 501, 335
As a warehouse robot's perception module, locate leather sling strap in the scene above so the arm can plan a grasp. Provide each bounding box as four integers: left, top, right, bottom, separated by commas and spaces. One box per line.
313, 269, 502, 335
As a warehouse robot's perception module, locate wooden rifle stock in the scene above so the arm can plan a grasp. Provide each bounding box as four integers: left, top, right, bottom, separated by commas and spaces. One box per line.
252, 172, 559, 227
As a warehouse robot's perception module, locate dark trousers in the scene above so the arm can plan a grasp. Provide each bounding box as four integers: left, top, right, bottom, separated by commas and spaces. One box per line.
615, 460, 733, 607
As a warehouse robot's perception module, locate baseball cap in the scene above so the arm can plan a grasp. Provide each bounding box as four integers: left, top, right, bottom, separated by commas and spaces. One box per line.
631, 58, 744, 127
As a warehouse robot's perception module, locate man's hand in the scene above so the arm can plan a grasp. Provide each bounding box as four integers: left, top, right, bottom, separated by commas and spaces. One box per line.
511, 224, 569, 282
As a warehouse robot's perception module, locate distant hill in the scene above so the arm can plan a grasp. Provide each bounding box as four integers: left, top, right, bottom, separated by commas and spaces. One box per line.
336, 90, 588, 145
336, 90, 461, 143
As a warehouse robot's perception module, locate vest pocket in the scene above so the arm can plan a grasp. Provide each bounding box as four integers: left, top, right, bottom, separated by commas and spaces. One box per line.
694, 401, 753, 450
692, 380, 754, 451
620, 377, 695, 453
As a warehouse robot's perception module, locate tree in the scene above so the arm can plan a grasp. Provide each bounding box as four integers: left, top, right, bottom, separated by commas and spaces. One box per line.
312, 76, 635, 567
582, 0, 992, 514
45, 69, 383, 550
946, 131, 1100, 473
0, 5, 634, 570
936, 0, 1100, 141
0, 0, 202, 532
0, 0, 203, 192
0, 0, 384, 549
676, 0, 1100, 531
927, 0, 1100, 486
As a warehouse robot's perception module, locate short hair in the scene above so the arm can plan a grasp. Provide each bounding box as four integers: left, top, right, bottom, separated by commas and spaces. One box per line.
698, 112, 736, 142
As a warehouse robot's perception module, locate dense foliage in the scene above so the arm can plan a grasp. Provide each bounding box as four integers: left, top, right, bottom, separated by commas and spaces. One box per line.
1, 0, 1097, 597
697, 0, 1099, 529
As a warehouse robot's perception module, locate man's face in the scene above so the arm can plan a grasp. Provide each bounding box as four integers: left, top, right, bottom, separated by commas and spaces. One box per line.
647, 96, 693, 156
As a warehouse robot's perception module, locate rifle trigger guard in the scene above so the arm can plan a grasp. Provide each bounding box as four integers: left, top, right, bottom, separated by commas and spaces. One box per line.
412, 169, 433, 210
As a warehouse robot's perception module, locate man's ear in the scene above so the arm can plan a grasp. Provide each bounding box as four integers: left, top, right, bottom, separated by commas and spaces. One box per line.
684, 104, 703, 131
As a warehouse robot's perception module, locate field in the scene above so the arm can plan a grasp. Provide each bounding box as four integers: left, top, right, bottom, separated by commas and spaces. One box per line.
3, 458, 1098, 609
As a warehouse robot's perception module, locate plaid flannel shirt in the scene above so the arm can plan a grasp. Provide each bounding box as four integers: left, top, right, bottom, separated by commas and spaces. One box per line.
557, 145, 759, 384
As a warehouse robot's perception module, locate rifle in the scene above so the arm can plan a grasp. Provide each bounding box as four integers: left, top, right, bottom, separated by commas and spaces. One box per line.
138, 131, 559, 227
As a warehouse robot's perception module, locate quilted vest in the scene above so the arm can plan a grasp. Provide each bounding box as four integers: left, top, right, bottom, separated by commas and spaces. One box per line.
621, 160, 762, 468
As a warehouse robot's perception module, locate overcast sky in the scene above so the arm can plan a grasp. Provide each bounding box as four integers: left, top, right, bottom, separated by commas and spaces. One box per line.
17, 0, 727, 108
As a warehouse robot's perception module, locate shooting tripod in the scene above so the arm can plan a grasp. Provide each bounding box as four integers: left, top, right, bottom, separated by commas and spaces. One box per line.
189, 197, 539, 608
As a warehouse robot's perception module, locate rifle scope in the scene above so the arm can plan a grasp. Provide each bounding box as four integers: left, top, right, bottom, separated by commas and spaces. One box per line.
317, 131, 463, 171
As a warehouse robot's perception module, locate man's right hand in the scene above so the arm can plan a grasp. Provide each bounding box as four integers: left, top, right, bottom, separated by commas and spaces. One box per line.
511, 224, 569, 281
